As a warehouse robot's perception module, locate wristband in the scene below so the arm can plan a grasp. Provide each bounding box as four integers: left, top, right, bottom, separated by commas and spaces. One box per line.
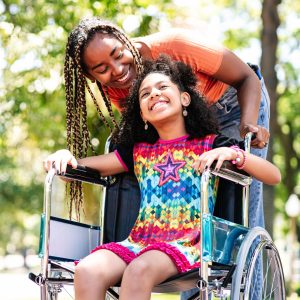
230, 146, 246, 169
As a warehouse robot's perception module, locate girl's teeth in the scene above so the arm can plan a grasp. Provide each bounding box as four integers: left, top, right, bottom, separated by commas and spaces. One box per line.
152, 102, 167, 110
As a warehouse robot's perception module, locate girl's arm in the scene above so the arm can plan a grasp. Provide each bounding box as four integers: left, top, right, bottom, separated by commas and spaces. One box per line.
193, 147, 281, 186
43, 149, 126, 177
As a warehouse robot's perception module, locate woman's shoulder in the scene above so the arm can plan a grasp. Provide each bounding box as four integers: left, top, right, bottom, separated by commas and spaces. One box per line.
134, 28, 223, 51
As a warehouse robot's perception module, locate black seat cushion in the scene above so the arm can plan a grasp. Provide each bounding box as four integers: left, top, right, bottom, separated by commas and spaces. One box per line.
214, 178, 243, 225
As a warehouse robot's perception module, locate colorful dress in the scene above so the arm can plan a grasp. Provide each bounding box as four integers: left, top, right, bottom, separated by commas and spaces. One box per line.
92, 134, 220, 273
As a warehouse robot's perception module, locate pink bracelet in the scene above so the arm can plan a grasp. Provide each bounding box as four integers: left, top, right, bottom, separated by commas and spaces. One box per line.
230, 146, 246, 169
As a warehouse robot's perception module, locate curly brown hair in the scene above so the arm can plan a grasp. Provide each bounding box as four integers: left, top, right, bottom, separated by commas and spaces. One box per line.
112, 55, 219, 145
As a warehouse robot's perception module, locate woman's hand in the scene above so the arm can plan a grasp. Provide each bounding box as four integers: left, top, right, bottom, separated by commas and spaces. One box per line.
43, 149, 78, 174
192, 147, 237, 173
240, 124, 270, 149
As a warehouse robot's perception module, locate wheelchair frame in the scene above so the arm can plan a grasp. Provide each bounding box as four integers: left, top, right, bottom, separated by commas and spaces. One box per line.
29, 134, 286, 299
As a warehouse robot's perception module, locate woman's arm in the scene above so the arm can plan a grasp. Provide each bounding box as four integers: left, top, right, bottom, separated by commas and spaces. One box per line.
193, 147, 281, 186
137, 29, 269, 148
43, 149, 126, 177
213, 49, 269, 148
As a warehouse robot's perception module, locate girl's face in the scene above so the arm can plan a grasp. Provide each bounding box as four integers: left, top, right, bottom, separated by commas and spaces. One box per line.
82, 33, 137, 89
139, 73, 190, 126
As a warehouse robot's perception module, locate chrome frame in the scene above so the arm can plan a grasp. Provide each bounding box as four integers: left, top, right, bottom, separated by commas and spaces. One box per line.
198, 133, 253, 298
41, 168, 56, 300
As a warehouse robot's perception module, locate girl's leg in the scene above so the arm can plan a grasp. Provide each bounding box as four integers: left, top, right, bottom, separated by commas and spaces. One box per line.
119, 250, 178, 300
75, 249, 127, 300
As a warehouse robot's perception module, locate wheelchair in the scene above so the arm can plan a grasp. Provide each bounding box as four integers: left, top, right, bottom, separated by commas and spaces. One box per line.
29, 134, 286, 299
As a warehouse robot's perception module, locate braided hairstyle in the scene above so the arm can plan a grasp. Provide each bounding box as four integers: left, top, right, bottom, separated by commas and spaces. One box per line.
64, 17, 143, 219
112, 55, 219, 145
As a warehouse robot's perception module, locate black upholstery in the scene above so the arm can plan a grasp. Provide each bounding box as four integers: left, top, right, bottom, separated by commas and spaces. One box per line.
103, 173, 140, 243
104, 174, 243, 244
214, 178, 243, 225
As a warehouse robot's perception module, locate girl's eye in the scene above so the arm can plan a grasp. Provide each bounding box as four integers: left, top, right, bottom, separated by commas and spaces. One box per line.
159, 85, 168, 90
140, 92, 150, 99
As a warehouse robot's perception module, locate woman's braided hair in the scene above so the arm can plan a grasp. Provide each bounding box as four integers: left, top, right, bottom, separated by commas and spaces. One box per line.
64, 17, 143, 219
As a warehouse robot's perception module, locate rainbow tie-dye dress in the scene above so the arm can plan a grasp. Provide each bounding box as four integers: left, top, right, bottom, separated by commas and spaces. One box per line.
93, 134, 218, 273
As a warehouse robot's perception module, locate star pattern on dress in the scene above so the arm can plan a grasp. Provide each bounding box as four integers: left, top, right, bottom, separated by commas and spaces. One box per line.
154, 152, 186, 186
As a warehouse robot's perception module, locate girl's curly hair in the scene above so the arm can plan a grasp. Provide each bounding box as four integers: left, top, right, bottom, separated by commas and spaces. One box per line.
112, 55, 219, 145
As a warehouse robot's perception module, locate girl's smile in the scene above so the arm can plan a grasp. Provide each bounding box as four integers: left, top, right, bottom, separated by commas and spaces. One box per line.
150, 100, 169, 111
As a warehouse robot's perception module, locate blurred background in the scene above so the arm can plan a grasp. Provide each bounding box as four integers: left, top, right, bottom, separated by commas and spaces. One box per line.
0, 0, 299, 299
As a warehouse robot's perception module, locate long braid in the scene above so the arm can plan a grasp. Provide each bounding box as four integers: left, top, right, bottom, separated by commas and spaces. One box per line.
86, 83, 114, 131
65, 42, 81, 219
96, 82, 119, 130
64, 17, 144, 219
64, 45, 74, 153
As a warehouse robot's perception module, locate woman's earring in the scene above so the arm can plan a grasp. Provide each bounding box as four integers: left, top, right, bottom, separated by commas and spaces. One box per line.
144, 121, 148, 130
183, 107, 188, 117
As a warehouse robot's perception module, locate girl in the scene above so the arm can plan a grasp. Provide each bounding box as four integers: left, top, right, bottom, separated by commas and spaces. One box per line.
45, 56, 280, 300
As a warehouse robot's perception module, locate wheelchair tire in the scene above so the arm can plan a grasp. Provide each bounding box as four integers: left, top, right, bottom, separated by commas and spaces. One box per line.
231, 227, 285, 300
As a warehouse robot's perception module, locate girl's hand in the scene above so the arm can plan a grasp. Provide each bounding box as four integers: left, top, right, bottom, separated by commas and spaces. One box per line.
192, 147, 237, 173
43, 149, 78, 174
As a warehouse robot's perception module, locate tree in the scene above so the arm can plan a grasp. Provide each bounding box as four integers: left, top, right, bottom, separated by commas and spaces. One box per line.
260, 0, 281, 237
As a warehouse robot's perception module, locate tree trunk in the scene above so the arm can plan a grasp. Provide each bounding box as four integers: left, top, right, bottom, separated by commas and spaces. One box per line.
260, 0, 281, 237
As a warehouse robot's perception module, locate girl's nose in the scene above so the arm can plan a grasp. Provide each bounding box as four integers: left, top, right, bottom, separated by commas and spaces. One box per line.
150, 88, 161, 98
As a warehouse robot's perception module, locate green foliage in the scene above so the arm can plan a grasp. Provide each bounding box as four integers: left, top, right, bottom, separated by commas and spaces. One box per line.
0, 0, 299, 256
0, 0, 172, 254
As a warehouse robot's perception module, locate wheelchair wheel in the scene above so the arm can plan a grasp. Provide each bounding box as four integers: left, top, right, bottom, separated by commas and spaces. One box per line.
231, 227, 285, 300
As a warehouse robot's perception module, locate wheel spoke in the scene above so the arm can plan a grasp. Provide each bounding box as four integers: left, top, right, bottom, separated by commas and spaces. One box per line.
231, 228, 285, 300
263, 251, 273, 299
265, 285, 280, 299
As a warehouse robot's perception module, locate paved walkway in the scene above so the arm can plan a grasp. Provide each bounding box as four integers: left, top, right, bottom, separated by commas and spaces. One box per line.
0, 269, 178, 300
0, 270, 41, 300
0, 268, 75, 300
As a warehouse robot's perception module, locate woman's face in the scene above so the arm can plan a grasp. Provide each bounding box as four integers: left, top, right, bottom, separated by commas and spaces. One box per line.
82, 33, 137, 89
139, 73, 190, 126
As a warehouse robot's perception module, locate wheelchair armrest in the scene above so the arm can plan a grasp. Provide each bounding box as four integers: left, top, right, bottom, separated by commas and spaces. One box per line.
210, 161, 252, 187
59, 164, 109, 186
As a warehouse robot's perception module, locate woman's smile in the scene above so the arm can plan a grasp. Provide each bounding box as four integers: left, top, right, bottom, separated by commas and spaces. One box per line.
114, 66, 132, 85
